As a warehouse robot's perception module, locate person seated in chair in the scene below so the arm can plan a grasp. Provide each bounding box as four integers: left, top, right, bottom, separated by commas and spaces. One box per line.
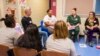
43, 9, 57, 34
0, 15, 20, 48
67, 8, 81, 42
8, 24, 42, 56
46, 20, 77, 56
21, 7, 32, 32
16, 24, 43, 51
85, 11, 100, 47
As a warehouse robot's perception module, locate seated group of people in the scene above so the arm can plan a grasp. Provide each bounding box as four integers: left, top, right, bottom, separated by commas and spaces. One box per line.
0, 7, 100, 56
43, 8, 100, 47
67, 8, 100, 47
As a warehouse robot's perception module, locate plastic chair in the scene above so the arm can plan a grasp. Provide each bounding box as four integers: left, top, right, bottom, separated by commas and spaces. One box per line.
40, 20, 51, 36
84, 30, 99, 44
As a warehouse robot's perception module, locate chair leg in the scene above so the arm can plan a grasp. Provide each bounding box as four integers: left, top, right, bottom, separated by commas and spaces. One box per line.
96, 35, 99, 44
77, 35, 79, 42
93, 33, 99, 45
84, 35, 87, 43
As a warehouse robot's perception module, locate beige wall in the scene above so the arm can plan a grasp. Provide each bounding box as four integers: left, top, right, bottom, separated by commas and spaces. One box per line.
0, 0, 21, 27
56, 0, 100, 35
0, 0, 5, 27
65, 0, 93, 16
26, 0, 49, 25
0, 0, 5, 18
0, 0, 49, 26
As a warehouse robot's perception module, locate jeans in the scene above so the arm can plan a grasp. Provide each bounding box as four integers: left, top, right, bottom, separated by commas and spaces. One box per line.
39, 27, 48, 48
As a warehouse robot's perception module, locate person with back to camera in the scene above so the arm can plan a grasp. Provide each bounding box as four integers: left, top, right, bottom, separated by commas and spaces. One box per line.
16, 23, 43, 52
8, 23, 42, 56
6, 7, 24, 35
0, 15, 20, 48
46, 20, 77, 56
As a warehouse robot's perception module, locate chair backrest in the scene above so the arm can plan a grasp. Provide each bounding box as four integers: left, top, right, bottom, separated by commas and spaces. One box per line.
40, 50, 69, 56
0, 45, 9, 56
40, 20, 44, 27
13, 47, 37, 56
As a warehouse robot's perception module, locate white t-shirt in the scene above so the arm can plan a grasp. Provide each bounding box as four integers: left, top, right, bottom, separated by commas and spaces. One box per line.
43, 15, 57, 28
0, 27, 20, 48
46, 34, 77, 56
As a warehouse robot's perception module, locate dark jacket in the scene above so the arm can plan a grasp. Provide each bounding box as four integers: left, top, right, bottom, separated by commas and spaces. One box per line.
21, 16, 32, 31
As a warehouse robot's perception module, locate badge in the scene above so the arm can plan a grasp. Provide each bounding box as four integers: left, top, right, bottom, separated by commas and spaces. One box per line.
72, 32, 75, 35
94, 21, 96, 23
75, 18, 78, 21
29, 21, 32, 23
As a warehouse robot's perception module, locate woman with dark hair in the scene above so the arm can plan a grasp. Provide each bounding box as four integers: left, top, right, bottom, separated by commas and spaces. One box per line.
16, 23, 42, 52
46, 20, 77, 56
0, 15, 19, 48
5, 8, 24, 35
85, 11, 100, 46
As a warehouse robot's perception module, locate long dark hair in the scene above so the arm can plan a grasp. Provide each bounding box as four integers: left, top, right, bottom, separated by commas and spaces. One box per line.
16, 23, 42, 51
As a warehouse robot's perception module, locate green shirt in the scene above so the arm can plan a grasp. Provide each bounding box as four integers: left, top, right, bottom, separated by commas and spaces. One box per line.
67, 15, 81, 26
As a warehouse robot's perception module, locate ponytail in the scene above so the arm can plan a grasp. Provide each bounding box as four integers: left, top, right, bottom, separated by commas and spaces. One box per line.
0, 18, 5, 21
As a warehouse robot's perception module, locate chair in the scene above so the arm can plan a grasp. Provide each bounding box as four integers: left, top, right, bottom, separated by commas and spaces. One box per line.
13, 47, 38, 56
40, 20, 51, 36
84, 30, 99, 44
40, 50, 69, 56
0, 45, 9, 56
93, 33, 99, 44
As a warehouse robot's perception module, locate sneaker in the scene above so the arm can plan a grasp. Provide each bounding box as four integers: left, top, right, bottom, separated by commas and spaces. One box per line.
88, 42, 94, 47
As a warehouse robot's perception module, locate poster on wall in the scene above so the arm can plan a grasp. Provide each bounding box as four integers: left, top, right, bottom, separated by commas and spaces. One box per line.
5, 0, 16, 15
19, 0, 27, 16
20, 0, 26, 7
